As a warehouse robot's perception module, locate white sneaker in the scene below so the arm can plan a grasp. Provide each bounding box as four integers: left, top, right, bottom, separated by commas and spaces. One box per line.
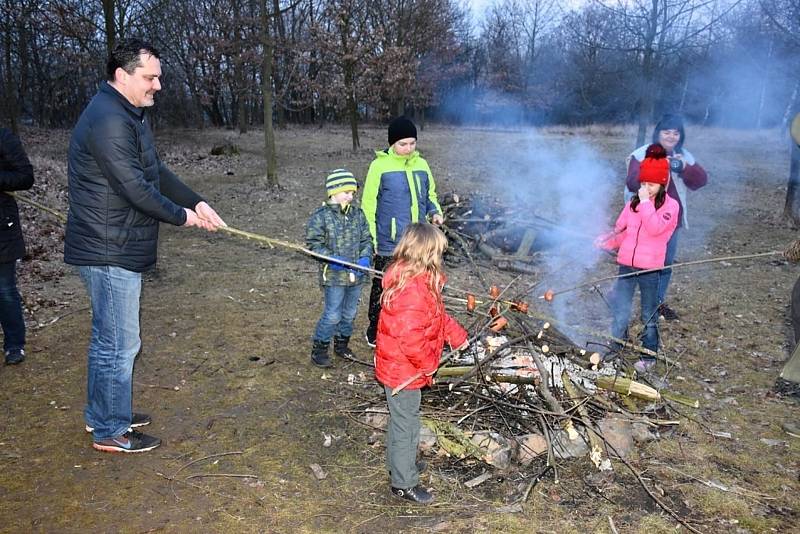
365, 332, 376, 348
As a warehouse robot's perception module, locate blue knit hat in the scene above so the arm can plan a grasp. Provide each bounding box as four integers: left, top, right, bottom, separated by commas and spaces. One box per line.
325, 169, 358, 197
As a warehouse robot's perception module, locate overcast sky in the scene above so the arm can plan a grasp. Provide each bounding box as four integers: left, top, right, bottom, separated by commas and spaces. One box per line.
467, 0, 492, 20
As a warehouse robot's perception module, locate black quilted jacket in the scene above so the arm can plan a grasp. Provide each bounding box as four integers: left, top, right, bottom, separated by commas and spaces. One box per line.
0, 128, 34, 263
65, 82, 202, 272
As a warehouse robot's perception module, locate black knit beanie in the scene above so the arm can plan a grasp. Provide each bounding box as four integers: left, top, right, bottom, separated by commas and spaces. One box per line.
388, 116, 417, 146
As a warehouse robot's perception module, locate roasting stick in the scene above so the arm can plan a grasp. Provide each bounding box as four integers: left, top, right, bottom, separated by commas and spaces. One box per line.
8, 192, 66, 223
541, 251, 782, 301
9, 192, 383, 277
216, 225, 383, 276
390, 335, 481, 396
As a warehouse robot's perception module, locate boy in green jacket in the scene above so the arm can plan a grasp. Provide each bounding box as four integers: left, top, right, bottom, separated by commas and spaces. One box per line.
361, 117, 443, 346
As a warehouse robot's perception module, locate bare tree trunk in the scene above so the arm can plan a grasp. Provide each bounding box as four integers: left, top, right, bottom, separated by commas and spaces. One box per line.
102, 0, 116, 57
260, 0, 278, 188
636, 0, 660, 147
344, 64, 360, 151
679, 77, 689, 112
782, 79, 799, 129
272, 0, 286, 129
3, 25, 17, 134
756, 39, 774, 129
635, 51, 654, 147
233, 0, 248, 134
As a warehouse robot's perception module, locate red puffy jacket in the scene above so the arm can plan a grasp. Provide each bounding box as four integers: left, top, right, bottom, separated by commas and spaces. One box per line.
375, 266, 468, 390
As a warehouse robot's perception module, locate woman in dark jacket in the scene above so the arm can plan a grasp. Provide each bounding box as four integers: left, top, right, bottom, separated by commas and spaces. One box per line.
0, 128, 34, 364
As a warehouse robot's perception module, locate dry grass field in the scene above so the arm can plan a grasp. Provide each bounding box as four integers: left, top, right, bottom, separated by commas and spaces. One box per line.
0, 123, 797, 533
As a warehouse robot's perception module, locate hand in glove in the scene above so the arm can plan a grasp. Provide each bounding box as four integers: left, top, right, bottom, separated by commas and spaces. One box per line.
328, 256, 350, 271
350, 256, 371, 278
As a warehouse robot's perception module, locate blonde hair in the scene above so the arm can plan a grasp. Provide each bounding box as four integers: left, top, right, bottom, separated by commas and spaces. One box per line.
381, 223, 448, 308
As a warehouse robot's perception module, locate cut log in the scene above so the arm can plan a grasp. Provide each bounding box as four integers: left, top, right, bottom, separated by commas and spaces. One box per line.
595, 376, 661, 402
661, 391, 700, 408
515, 229, 537, 258
563, 371, 612, 471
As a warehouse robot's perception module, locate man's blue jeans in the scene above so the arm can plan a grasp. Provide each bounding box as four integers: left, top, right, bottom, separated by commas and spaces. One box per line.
313, 283, 363, 342
611, 266, 661, 352
658, 227, 680, 304
78, 266, 141, 440
0, 260, 25, 353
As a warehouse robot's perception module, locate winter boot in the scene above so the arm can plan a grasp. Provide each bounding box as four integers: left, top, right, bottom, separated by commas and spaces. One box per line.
333, 335, 357, 360
311, 340, 332, 368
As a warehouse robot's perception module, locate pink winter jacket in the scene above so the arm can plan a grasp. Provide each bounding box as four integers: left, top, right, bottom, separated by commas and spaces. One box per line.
599, 196, 679, 269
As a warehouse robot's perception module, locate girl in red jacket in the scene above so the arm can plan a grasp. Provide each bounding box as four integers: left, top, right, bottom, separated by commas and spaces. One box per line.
599, 144, 679, 374
375, 223, 467, 504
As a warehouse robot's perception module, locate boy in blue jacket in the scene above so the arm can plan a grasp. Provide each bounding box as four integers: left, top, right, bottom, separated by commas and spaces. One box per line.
361, 117, 443, 346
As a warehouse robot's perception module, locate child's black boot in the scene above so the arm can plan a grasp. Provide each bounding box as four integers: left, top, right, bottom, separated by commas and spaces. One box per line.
391, 485, 434, 504
333, 335, 357, 360
311, 340, 332, 368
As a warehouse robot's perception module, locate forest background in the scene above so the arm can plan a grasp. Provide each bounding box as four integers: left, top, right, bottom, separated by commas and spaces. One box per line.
2, 0, 799, 154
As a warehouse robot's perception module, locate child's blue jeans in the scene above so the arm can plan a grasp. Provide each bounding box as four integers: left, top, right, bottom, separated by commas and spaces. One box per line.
657, 227, 680, 304
313, 283, 364, 342
610, 266, 661, 352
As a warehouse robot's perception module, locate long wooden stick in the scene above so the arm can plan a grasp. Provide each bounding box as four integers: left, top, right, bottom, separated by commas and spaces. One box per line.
9, 192, 383, 276
217, 226, 382, 276
8, 192, 67, 223
390, 335, 480, 396
544, 251, 782, 299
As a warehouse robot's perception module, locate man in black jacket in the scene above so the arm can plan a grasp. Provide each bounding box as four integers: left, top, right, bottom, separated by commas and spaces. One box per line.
0, 128, 34, 365
65, 39, 225, 453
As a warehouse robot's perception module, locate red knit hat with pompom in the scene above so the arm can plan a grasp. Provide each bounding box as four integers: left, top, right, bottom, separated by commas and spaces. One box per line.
639, 143, 670, 186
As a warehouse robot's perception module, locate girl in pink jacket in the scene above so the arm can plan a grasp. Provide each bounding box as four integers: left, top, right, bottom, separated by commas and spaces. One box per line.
599, 144, 679, 373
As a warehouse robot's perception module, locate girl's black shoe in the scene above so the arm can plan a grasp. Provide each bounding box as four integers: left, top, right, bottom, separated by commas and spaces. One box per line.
391, 485, 434, 504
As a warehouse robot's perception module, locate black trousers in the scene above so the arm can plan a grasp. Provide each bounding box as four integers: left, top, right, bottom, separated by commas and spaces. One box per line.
366, 255, 392, 341
792, 275, 800, 343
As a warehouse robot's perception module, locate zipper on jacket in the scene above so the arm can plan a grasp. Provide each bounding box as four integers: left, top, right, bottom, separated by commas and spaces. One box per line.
390, 217, 396, 240
631, 225, 642, 266
405, 158, 420, 224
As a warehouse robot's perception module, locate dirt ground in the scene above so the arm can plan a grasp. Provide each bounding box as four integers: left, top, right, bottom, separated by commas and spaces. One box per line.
0, 123, 798, 533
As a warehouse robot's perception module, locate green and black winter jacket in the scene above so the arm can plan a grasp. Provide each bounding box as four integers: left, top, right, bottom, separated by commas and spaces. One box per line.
361, 148, 442, 256
305, 201, 373, 286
